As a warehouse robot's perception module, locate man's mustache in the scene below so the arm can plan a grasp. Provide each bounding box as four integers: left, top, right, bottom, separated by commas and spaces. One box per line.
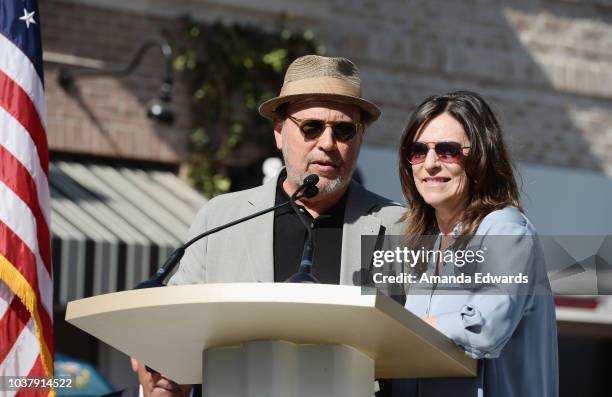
306, 154, 343, 168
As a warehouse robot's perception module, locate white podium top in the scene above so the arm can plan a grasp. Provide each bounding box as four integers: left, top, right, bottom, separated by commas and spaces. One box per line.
66, 283, 476, 384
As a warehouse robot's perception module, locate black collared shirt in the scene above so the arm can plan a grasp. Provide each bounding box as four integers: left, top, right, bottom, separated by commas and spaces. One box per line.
273, 172, 346, 284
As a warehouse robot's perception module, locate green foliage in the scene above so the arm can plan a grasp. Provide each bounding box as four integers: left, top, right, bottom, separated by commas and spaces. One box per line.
174, 20, 320, 197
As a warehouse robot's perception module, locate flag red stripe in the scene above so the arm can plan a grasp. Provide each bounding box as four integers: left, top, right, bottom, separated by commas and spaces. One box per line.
0, 222, 53, 354
0, 222, 38, 294
25, 354, 47, 378
15, 356, 50, 397
0, 145, 51, 274
0, 70, 48, 176
0, 295, 30, 364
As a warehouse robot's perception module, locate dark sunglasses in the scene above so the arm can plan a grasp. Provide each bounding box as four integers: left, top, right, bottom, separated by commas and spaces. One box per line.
407, 141, 470, 165
287, 115, 361, 142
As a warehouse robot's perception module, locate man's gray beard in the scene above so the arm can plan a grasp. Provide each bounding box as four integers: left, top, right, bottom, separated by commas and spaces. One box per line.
285, 163, 349, 195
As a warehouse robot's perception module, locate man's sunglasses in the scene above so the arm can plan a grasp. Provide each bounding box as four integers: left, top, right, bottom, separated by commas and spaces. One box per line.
407, 141, 470, 165
287, 115, 361, 142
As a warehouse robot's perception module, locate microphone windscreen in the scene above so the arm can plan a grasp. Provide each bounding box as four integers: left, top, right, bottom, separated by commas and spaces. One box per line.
302, 174, 319, 187
303, 186, 319, 198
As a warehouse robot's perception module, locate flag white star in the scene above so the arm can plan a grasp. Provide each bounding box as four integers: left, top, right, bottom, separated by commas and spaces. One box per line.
19, 9, 36, 29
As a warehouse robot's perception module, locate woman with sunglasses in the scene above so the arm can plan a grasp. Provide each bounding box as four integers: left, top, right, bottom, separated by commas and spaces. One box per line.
398, 91, 558, 397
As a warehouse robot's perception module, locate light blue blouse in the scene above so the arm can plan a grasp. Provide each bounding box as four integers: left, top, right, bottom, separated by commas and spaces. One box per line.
404, 207, 559, 397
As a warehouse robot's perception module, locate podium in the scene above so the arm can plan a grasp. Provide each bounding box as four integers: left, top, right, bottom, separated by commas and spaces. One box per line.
66, 283, 476, 396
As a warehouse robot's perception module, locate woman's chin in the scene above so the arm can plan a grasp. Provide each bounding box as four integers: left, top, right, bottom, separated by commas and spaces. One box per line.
421, 195, 450, 210
421, 192, 467, 214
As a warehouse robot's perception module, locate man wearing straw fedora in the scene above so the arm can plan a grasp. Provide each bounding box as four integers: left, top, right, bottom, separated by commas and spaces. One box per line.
170, 54, 403, 289
169, 56, 405, 394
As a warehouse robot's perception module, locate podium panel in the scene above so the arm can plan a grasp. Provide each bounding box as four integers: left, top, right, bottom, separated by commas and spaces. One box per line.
204, 341, 374, 397
66, 283, 476, 384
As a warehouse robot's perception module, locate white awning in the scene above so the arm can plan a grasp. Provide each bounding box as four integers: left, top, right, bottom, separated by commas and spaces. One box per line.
51, 161, 206, 305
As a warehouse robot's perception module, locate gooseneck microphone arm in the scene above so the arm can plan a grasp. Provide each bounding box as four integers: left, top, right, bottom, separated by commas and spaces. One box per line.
135, 177, 319, 289
285, 174, 320, 283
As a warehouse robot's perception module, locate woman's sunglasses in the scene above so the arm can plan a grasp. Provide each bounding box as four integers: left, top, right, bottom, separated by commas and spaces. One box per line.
407, 141, 470, 165
287, 115, 361, 142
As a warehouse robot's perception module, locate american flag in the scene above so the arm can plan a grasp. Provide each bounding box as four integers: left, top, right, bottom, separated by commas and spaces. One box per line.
0, 0, 54, 395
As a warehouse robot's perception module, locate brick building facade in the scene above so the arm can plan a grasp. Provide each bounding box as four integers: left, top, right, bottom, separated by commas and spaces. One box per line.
42, 0, 612, 175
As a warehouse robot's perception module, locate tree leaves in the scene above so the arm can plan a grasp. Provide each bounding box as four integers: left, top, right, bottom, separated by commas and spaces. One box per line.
174, 19, 320, 197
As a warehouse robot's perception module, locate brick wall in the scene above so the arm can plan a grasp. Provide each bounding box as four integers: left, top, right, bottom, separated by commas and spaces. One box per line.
320, 0, 612, 174
43, 0, 612, 174
41, 0, 190, 163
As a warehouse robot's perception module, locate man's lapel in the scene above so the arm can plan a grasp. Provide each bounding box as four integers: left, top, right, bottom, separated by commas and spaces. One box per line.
340, 181, 382, 286
243, 176, 277, 282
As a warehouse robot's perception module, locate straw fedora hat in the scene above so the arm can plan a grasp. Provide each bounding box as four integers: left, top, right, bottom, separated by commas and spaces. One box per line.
258, 55, 381, 123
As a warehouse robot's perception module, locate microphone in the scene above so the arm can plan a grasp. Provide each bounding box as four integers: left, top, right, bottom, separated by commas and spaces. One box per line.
135, 176, 319, 289
289, 174, 319, 201
286, 174, 320, 283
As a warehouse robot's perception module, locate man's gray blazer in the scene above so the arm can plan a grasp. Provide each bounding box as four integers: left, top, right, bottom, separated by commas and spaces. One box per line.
168, 173, 405, 286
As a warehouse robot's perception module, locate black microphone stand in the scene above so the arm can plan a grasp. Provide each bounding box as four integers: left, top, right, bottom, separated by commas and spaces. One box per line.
135, 178, 319, 289
285, 175, 320, 283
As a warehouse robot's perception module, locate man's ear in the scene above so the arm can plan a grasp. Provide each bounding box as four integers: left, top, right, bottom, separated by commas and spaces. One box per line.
273, 117, 284, 150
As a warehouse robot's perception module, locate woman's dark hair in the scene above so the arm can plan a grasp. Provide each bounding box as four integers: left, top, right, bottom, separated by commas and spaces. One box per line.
399, 90, 521, 238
